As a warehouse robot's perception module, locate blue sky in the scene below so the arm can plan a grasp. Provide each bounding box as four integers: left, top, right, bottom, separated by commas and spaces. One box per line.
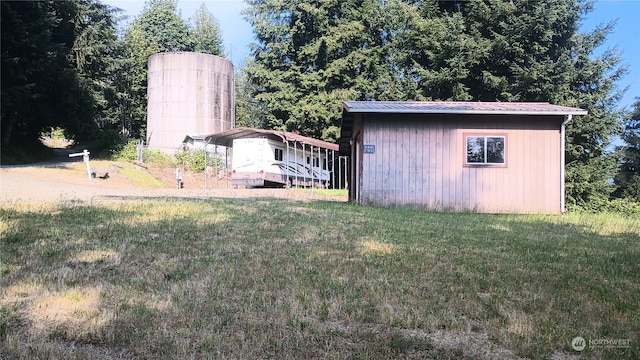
104, 0, 639, 110
580, 0, 639, 110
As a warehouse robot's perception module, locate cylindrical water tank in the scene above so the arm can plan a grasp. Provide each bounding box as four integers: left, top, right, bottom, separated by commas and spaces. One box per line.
146, 52, 234, 152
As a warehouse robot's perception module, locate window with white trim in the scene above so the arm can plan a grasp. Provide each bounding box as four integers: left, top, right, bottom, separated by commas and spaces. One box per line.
274, 148, 283, 161
466, 135, 505, 165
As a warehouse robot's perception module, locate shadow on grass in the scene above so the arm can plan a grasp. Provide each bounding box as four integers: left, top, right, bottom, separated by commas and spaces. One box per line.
1, 201, 638, 359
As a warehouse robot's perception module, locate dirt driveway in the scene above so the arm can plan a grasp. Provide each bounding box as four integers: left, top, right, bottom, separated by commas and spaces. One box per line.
0, 157, 346, 205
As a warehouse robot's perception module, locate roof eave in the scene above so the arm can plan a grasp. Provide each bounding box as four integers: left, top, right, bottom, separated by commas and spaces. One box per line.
342, 102, 588, 116
343, 108, 588, 116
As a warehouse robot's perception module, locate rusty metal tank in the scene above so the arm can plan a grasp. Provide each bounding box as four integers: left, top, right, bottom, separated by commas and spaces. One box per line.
146, 52, 234, 152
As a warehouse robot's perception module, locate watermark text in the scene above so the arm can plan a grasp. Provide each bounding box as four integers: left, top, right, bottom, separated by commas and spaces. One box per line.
572, 336, 632, 351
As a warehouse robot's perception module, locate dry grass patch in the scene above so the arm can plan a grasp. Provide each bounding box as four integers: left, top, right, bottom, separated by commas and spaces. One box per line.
27, 287, 106, 334
359, 239, 394, 255
1, 201, 638, 359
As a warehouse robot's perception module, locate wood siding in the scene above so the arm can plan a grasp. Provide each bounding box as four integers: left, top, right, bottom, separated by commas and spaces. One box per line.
358, 114, 563, 213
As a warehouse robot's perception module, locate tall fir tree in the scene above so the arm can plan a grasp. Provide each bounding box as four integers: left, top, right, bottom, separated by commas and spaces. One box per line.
244, 0, 402, 141
235, 59, 270, 129
1, 0, 124, 151
614, 99, 640, 201
1, 1, 75, 147
71, 0, 125, 144
122, 0, 193, 138
191, 4, 225, 56
562, 19, 626, 208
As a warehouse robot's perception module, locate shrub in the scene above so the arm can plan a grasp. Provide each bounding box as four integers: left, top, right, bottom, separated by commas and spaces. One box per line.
175, 149, 206, 172
174, 149, 223, 172
51, 127, 66, 140
567, 197, 640, 216
603, 198, 640, 215
144, 148, 175, 167
111, 142, 227, 171
113, 140, 138, 162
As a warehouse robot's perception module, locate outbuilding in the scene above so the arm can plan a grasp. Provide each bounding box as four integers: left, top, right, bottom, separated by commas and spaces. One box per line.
182, 134, 214, 151
338, 101, 587, 214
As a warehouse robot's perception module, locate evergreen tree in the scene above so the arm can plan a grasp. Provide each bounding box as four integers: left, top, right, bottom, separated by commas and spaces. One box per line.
1, 1, 72, 146
401, 0, 626, 208
244, 0, 399, 140
0, 0, 121, 149
137, 0, 193, 52
562, 18, 626, 208
123, 0, 193, 138
614, 100, 640, 201
191, 4, 225, 56
235, 59, 270, 129
71, 0, 125, 143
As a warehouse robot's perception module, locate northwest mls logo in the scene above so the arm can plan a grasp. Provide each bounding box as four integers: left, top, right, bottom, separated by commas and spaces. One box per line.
571, 336, 632, 351
571, 336, 586, 351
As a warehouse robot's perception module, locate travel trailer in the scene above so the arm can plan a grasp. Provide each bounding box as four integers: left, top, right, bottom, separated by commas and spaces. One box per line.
231, 137, 332, 188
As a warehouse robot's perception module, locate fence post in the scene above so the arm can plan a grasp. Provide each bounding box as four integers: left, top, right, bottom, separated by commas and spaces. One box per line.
69, 149, 92, 179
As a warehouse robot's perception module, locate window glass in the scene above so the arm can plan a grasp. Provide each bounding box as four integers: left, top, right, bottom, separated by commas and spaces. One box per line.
466, 136, 485, 163
275, 148, 283, 161
466, 135, 505, 165
486, 137, 504, 163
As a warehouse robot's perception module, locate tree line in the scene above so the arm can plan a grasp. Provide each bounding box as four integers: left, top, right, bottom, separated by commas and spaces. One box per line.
1, 0, 638, 207
1, 0, 223, 150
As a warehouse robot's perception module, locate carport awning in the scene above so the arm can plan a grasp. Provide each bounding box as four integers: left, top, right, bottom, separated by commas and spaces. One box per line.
204, 127, 338, 151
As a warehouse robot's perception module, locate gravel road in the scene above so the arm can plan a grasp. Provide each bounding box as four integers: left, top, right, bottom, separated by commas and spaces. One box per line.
0, 152, 346, 204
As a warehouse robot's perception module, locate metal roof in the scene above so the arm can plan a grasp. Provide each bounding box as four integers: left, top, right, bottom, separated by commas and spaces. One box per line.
343, 101, 588, 115
338, 101, 588, 156
204, 127, 338, 151
183, 134, 207, 142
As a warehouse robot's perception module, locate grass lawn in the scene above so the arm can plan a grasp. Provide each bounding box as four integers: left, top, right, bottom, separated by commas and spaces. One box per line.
1, 199, 638, 359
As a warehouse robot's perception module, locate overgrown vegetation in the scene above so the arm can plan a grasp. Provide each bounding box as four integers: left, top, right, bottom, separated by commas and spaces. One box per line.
112, 140, 171, 167
174, 148, 224, 172
1, 200, 638, 359
111, 140, 223, 172
567, 196, 640, 216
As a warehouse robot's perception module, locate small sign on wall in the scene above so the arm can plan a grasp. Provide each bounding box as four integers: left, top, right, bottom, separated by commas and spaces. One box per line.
363, 145, 376, 154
